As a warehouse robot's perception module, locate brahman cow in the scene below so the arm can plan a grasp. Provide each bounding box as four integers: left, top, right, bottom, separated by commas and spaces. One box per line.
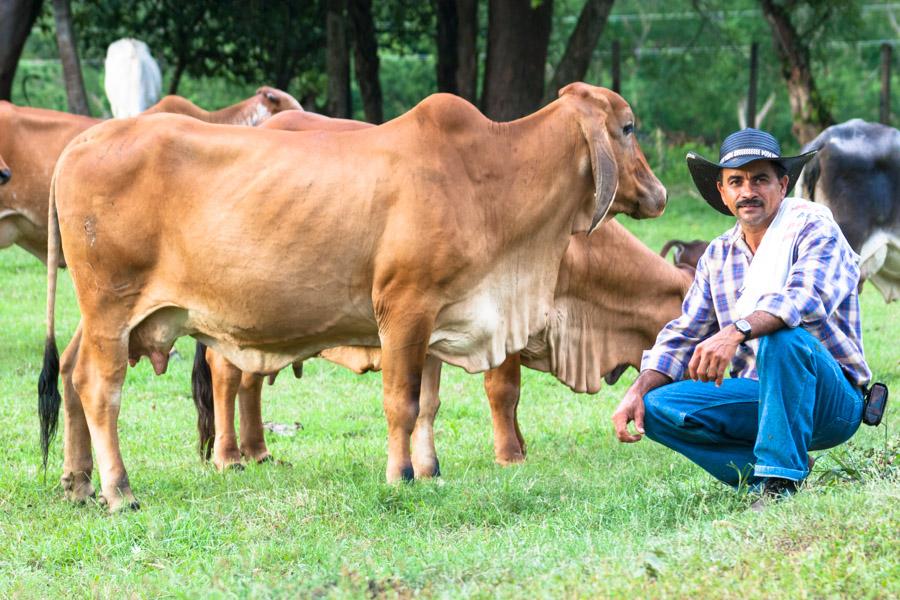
104, 38, 162, 118
0, 88, 301, 263
798, 119, 900, 302
142, 86, 302, 125
39, 83, 667, 510
194, 220, 696, 473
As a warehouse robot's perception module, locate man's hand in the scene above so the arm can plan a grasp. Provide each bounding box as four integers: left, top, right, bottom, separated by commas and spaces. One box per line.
612, 386, 646, 442
687, 325, 744, 386
612, 370, 670, 443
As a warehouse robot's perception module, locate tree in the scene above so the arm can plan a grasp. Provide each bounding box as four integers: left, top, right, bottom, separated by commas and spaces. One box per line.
326, 0, 351, 117
543, 0, 615, 104
433, 0, 478, 103
51, 0, 89, 115
758, 0, 842, 144
482, 0, 553, 120
348, 0, 383, 123
0, 0, 43, 101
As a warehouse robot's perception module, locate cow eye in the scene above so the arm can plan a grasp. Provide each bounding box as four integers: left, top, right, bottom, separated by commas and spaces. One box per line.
623, 123, 634, 136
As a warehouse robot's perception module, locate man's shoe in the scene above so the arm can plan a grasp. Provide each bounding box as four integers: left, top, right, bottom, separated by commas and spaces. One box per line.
750, 477, 799, 512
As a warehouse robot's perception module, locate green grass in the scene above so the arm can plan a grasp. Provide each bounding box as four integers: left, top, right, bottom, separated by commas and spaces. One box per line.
0, 195, 897, 598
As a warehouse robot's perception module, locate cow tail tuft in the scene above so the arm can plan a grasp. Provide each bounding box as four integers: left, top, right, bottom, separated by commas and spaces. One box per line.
191, 341, 215, 460
38, 336, 61, 477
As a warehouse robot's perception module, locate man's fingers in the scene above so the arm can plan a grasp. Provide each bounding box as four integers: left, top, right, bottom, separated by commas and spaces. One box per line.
612, 409, 641, 443
634, 405, 645, 434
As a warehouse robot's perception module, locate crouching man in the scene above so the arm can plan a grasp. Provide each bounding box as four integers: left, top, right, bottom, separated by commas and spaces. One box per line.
612, 128, 871, 509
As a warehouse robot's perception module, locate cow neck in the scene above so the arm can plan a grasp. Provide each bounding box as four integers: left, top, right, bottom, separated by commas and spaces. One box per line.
480, 100, 592, 243
528, 223, 690, 393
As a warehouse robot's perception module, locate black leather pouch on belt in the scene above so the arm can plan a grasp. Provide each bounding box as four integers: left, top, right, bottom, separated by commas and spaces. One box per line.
862, 383, 889, 427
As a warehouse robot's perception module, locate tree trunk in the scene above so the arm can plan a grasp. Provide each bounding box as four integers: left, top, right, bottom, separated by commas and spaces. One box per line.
0, 0, 43, 101
482, 0, 553, 121
456, 0, 478, 103
543, 0, 614, 104
169, 57, 187, 95
347, 0, 382, 123
51, 0, 90, 115
326, 0, 351, 117
434, 0, 459, 94
759, 0, 833, 145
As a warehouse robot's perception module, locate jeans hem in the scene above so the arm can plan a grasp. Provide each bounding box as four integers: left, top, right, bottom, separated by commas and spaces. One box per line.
754, 464, 808, 481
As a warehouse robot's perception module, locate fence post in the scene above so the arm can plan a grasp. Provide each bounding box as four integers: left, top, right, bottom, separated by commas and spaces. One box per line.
881, 43, 892, 126
746, 42, 758, 128
611, 40, 620, 94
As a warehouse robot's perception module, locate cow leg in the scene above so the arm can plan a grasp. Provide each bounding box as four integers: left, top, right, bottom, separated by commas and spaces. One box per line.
60, 324, 95, 502
484, 353, 527, 465
71, 332, 135, 512
237, 372, 271, 463
378, 305, 434, 483
206, 350, 243, 471
411, 355, 443, 478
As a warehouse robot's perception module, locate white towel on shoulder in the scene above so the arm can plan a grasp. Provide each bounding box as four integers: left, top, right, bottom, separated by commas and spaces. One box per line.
735, 197, 836, 318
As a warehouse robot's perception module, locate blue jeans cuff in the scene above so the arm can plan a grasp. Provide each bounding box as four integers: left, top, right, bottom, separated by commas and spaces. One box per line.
754, 464, 808, 481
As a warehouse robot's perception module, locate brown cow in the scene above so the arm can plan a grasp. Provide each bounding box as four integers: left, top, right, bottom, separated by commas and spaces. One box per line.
0, 88, 301, 263
198, 220, 696, 473
40, 83, 666, 511
142, 86, 301, 125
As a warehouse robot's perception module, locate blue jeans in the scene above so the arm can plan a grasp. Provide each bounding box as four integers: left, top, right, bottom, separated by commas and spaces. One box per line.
643, 328, 863, 486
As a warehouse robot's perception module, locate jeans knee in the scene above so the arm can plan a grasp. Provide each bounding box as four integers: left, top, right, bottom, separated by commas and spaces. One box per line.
758, 327, 810, 362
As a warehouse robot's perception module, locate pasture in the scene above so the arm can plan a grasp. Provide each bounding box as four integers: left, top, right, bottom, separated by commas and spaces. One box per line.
0, 196, 897, 598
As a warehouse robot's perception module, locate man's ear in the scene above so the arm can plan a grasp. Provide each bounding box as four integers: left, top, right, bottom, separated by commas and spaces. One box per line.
780, 174, 789, 196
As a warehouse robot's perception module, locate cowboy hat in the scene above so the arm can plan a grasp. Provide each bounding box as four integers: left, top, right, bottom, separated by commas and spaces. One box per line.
686, 128, 817, 215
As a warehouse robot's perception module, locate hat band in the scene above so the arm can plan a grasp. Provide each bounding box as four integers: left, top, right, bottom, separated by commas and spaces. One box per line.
719, 148, 779, 163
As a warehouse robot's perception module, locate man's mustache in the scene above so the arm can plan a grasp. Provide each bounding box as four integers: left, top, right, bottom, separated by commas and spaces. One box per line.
736, 198, 763, 208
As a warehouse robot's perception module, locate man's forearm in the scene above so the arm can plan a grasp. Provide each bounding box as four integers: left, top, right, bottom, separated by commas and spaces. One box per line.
742, 310, 786, 340
633, 369, 672, 397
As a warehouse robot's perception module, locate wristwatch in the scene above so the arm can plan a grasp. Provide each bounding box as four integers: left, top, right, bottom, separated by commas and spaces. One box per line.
734, 319, 752, 342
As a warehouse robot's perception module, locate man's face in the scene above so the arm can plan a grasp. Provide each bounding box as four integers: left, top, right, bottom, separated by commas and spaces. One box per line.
716, 160, 789, 231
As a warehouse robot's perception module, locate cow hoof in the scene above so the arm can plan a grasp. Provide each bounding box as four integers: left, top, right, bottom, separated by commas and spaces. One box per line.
61, 471, 96, 503
413, 458, 441, 479
496, 453, 526, 466
101, 490, 140, 513
257, 455, 292, 468
225, 462, 245, 472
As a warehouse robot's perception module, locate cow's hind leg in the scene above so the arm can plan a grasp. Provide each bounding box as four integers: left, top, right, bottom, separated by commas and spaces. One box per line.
237, 372, 271, 463
411, 355, 443, 478
484, 353, 526, 465
71, 332, 135, 512
60, 324, 95, 502
207, 350, 243, 471
377, 299, 435, 483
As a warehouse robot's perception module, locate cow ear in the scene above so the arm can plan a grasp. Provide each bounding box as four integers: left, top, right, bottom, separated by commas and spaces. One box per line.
581, 119, 619, 233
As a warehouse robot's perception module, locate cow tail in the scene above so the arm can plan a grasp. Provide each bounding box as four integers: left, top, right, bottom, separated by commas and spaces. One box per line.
659, 240, 683, 263
191, 341, 215, 460
38, 173, 62, 477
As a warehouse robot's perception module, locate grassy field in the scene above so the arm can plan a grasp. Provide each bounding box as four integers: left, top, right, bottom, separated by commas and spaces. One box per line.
0, 195, 897, 598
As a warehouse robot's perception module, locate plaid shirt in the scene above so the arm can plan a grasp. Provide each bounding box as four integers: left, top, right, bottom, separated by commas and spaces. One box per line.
641, 211, 871, 388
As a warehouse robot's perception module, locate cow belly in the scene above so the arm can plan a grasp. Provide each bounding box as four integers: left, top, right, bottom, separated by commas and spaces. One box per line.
428, 287, 552, 374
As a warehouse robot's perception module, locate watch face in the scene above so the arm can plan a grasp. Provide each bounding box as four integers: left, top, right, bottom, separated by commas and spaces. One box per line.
736, 320, 751, 337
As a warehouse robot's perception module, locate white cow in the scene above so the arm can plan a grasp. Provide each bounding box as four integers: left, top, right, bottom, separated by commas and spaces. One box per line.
104, 38, 162, 118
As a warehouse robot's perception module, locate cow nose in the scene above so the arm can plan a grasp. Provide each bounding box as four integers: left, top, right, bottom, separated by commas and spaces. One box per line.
0, 168, 10, 185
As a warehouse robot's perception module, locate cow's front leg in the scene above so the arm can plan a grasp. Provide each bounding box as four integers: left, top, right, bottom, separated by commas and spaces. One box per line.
72, 332, 135, 512
207, 350, 243, 471
60, 324, 95, 502
237, 372, 271, 463
378, 302, 434, 483
484, 353, 527, 465
411, 355, 443, 478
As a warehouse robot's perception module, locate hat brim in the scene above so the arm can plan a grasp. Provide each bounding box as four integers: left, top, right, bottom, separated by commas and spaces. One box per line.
686, 150, 818, 215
